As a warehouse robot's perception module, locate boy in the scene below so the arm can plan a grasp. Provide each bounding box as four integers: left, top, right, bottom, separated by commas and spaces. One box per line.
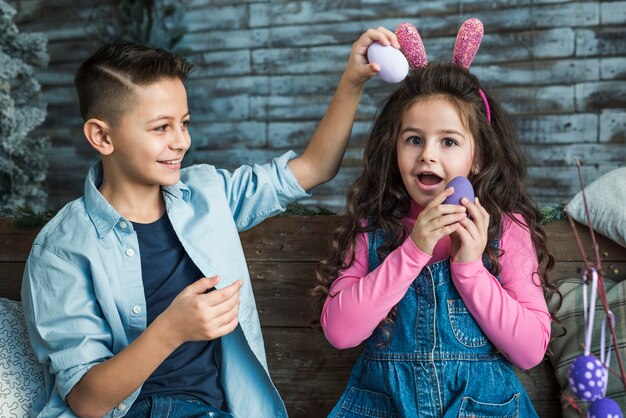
21, 28, 400, 417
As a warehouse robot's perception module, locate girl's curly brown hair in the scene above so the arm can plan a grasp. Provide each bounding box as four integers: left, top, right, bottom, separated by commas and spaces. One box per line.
312, 63, 560, 337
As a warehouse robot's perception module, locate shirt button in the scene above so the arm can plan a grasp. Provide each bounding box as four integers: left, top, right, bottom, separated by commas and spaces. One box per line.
126, 249, 135, 257
119, 221, 128, 229
132, 305, 142, 314
117, 402, 126, 411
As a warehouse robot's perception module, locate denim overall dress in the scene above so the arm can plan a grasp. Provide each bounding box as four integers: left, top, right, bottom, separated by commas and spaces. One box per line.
328, 227, 538, 418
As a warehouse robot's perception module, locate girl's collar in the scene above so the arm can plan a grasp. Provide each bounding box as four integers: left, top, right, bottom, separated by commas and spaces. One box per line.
409, 200, 424, 219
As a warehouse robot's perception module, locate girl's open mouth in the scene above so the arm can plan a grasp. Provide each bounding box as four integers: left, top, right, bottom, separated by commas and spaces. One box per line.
417, 172, 443, 186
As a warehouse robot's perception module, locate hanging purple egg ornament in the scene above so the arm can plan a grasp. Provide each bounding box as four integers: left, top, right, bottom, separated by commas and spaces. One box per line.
443, 176, 475, 206
568, 354, 608, 402
588, 397, 623, 418
366, 43, 409, 83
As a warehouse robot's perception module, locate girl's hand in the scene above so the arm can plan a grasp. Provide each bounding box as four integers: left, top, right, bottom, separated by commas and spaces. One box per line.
450, 197, 490, 262
342, 27, 400, 87
159, 276, 242, 348
410, 187, 467, 255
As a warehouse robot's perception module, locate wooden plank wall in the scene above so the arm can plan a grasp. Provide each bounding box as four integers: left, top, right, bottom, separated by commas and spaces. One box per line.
8, 0, 626, 212
2, 216, 626, 417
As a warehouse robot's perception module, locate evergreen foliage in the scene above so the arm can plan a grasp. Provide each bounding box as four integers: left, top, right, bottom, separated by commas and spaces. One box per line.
0, 0, 49, 212
284, 202, 336, 216
540, 202, 567, 225
86, 0, 189, 53
10, 206, 56, 229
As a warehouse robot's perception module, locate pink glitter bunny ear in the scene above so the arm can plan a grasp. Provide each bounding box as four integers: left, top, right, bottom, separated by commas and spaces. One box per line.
395, 22, 428, 69
452, 18, 484, 70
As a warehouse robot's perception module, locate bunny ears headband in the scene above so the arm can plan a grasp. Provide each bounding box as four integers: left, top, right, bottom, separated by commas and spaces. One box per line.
367, 18, 491, 124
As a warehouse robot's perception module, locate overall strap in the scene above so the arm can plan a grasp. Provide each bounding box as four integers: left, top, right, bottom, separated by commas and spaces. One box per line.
481, 220, 503, 277
366, 217, 385, 273
367, 231, 384, 273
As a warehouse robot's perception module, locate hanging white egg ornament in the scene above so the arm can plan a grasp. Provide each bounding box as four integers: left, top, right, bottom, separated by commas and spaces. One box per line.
588, 397, 623, 418
366, 43, 409, 83
568, 354, 608, 402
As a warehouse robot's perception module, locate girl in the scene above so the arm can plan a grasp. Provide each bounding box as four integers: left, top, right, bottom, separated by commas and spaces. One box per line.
314, 20, 556, 418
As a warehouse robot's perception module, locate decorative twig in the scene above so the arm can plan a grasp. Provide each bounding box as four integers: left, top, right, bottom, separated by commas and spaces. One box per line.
562, 392, 585, 418
568, 159, 626, 390
575, 160, 602, 269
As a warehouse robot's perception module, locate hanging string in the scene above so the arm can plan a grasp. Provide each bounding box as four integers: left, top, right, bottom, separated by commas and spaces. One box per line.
582, 268, 598, 357
600, 311, 615, 398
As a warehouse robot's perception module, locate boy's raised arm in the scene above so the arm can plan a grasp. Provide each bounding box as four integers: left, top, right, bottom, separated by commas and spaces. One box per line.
288, 27, 400, 191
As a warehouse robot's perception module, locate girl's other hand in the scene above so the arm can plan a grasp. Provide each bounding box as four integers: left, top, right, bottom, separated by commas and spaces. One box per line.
343, 27, 400, 87
410, 187, 467, 255
450, 197, 490, 262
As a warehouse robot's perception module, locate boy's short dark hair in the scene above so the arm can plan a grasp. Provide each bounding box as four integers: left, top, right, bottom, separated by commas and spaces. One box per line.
74, 43, 193, 124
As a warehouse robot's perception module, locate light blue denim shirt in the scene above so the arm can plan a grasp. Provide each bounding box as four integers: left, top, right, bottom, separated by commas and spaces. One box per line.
21, 151, 309, 418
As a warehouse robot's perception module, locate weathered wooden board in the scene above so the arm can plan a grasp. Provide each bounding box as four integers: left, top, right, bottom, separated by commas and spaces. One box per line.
523, 143, 626, 165
600, 111, 626, 143
3, 215, 624, 263
3, 215, 625, 306
249, 1, 598, 33
576, 80, 626, 111
2, 256, 624, 325
577, 27, 626, 56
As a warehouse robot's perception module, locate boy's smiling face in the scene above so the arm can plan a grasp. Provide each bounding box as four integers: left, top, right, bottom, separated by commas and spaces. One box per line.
105, 77, 191, 192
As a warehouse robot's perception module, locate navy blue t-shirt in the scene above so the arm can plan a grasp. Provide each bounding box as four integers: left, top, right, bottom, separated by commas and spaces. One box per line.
133, 214, 225, 409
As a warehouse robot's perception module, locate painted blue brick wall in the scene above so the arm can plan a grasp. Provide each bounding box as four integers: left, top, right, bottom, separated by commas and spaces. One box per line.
10, 0, 626, 211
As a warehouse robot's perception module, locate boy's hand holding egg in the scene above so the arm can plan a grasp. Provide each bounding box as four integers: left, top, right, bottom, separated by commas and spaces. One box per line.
366, 43, 409, 83
366, 22, 427, 83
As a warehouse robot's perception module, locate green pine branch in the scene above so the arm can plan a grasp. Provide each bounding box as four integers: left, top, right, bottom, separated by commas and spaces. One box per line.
284, 202, 335, 216
540, 202, 567, 225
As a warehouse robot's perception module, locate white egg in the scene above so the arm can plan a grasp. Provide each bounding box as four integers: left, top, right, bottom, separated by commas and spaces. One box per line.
366, 43, 409, 83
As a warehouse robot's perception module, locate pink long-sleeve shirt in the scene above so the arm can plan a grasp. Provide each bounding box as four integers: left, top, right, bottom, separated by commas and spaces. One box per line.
321, 203, 551, 370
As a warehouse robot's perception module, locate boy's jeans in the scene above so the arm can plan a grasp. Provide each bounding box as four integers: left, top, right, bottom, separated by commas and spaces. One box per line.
125, 396, 234, 418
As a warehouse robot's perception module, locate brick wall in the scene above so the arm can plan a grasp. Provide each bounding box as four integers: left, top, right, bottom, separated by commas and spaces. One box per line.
10, 0, 626, 211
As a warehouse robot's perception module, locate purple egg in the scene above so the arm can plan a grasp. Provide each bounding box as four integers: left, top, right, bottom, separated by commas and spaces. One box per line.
568, 354, 607, 402
443, 176, 475, 206
588, 397, 623, 418
366, 43, 409, 83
